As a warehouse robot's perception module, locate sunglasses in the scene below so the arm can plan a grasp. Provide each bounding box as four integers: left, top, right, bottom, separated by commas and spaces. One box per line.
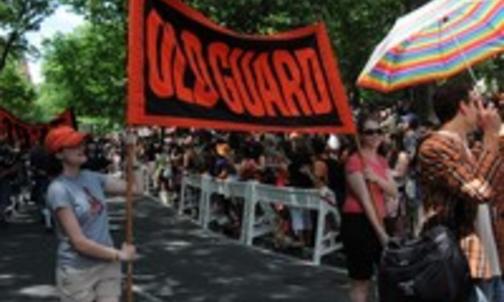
362, 128, 383, 135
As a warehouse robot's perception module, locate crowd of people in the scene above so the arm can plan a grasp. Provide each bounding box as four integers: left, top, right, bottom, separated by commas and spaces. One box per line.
1, 84, 504, 302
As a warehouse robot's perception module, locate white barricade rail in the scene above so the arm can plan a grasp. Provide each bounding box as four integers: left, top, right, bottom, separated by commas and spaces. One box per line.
201, 177, 250, 233
178, 174, 342, 265
179, 174, 205, 224
248, 184, 342, 265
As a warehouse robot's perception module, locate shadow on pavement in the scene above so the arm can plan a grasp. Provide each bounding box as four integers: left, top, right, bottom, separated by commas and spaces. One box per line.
0, 198, 350, 302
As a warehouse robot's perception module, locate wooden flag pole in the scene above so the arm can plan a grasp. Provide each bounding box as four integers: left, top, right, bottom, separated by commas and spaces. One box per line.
125, 0, 134, 299
125, 130, 135, 302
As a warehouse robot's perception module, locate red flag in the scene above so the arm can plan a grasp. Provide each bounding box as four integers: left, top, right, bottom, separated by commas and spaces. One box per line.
128, 0, 355, 134
0, 107, 76, 148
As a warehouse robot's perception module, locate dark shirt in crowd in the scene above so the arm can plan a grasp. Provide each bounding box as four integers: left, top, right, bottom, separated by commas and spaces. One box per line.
212, 156, 235, 179
325, 157, 346, 208
287, 153, 314, 189
145, 142, 162, 162
29, 145, 51, 178
0, 143, 17, 180
83, 154, 110, 173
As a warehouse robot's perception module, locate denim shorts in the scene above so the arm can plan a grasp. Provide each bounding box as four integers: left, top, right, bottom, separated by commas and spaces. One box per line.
475, 277, 504, 302
469, 286, 489, 302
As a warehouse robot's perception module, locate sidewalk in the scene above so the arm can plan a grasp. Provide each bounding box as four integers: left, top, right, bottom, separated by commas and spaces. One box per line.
0, 197, 351, 301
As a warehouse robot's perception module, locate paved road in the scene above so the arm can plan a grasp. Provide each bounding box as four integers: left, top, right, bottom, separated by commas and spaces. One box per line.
0, 197, 350, 302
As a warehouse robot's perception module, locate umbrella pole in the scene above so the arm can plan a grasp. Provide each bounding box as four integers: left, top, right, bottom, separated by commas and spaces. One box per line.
452, 35, 480, 86
125, 129, 136, 302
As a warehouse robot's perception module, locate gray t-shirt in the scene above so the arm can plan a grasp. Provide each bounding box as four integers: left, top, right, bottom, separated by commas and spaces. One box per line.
46, 170, 113, 269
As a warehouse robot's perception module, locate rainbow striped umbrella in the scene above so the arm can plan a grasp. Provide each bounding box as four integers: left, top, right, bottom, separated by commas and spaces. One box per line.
357, 0, 504, 93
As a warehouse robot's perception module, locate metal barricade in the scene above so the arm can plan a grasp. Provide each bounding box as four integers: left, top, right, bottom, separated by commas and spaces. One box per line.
178, 174, 342, 265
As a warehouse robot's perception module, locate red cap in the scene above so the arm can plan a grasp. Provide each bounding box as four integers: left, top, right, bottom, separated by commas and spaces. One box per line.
45, 126, 88, 154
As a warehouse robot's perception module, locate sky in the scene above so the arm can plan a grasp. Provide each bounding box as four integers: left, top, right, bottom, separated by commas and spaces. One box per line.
25, 5, 85, 84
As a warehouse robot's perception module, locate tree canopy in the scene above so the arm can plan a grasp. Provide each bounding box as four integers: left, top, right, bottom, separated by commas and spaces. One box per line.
2, 0, 502, 127
0, 0, 56, 122
39, 0, 412, 127
40, 23, 125, 126
0, 0, 57, 72
0, 57, 39, 121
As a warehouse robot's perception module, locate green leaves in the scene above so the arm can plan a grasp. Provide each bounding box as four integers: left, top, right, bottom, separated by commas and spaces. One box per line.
0, 0, 57, 72
40, 22, 125, 126
39, 0, 468, 128
37, 0, 408, 129
0, 57, 38, 121
185, 0, 405, 99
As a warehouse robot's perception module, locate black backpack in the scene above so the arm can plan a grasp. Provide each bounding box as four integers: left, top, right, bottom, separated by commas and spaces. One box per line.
378, 225, 472, 302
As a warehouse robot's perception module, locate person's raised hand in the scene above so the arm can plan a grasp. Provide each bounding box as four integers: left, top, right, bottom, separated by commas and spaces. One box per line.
478, 100, 501, 135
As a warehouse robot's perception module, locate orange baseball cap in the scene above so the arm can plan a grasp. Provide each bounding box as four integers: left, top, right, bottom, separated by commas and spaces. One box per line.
45, 126, 88, 154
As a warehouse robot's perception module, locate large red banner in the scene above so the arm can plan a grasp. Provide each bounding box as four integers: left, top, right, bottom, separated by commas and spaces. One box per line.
128, 0, 355, 134
0, 107, 75, 148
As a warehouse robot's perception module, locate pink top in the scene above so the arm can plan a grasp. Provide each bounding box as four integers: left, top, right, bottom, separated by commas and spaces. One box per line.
342, 153, 388, 218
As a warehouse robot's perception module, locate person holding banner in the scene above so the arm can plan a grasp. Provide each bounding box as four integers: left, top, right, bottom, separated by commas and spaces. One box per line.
341, 115, 398, 302
44, 126, 142, 302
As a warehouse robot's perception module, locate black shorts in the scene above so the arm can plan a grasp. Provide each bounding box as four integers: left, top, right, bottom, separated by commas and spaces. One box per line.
341, 213, 382, 280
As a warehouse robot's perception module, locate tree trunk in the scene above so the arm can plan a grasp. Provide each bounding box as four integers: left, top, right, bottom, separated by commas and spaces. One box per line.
0, 32, 18, 73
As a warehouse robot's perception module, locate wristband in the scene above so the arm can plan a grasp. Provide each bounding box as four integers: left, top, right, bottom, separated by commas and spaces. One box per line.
113, 251, 120, 262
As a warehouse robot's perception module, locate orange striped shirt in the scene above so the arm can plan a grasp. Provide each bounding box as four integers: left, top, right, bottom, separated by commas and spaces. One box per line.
489, 135, 504, 272
418, 131, 501, 279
